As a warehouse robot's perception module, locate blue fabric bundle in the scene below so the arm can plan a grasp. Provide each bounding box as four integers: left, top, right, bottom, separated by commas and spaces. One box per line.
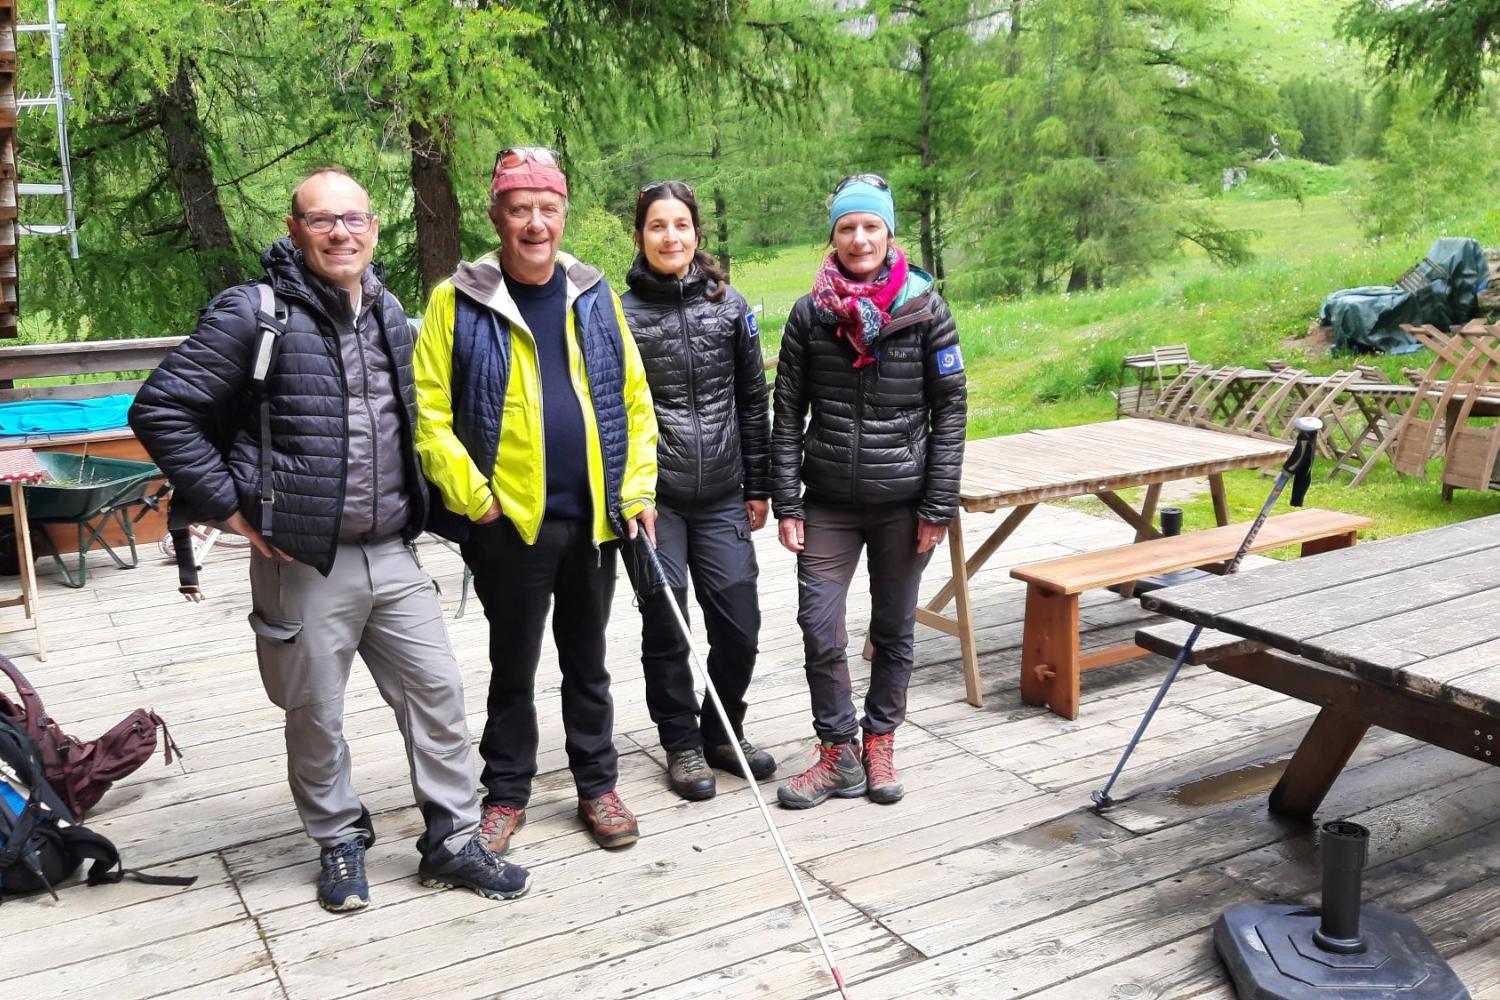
0, 394, 135, 437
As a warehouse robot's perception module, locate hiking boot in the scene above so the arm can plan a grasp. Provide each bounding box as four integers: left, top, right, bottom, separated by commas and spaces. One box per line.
479, 803, 526, 856
317, 839, 370, 913
666, 748, 717, 801
862, 730, 904, 805
704, 737, 778, 781
418, 835, 531, 901
776, 741, 865, 810
578, 790, 640, 849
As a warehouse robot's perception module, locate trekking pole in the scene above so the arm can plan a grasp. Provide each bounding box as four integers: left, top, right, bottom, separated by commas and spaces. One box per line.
1091, 416, 1322, 812
634, 532, 853, 1000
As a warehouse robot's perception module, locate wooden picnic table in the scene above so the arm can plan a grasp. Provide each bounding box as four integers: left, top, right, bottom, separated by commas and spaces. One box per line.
920, 418, 1290, 706
1139, 514, 1500, 820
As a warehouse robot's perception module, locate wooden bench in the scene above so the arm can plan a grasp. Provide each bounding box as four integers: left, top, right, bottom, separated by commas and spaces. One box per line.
1009, 508, 1373, 720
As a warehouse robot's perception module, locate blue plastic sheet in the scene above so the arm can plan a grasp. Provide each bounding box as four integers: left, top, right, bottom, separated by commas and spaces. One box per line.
0, 394, 134, 437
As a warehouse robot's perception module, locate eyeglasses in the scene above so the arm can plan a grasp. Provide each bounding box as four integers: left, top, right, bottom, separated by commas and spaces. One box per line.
638, 180, 694, 200
833, 173, 889, 195
495, 146, 562, 171
296, 211, 376, 234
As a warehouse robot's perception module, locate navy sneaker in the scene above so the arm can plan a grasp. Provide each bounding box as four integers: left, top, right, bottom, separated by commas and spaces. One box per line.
317, 840, 370, 913
418, 835, 531, 901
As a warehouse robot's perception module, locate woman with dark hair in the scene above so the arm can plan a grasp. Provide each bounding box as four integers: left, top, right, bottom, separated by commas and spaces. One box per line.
772, 173, 967, 810
620, 180, 776, 801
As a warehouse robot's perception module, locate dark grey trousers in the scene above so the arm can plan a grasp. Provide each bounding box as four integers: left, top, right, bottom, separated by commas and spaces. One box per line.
624, 492, 761, 752
796, 500, 933, 744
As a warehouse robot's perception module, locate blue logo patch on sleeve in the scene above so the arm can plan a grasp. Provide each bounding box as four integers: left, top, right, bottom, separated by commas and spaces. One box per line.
746, 310, 760, 337
936, 345, 964, 374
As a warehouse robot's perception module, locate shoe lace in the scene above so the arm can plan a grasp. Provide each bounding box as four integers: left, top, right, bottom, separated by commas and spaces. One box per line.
865, 733, 896, 785
789, 743, 846, 794
480, 805, 520, 839
323, 841, 363, 883
678, 750, 710, 775
593, 791, 631, 823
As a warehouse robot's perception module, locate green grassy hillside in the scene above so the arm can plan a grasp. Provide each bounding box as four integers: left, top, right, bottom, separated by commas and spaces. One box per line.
1202, 0, 1368, 83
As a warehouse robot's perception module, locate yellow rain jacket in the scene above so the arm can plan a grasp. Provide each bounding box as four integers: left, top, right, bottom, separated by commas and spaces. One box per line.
414, 251, 657, 545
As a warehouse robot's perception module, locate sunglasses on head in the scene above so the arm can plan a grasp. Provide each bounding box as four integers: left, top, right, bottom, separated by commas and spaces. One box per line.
638, 179, 694, 200
494, 146, 562, 171
833, 173, 889, 195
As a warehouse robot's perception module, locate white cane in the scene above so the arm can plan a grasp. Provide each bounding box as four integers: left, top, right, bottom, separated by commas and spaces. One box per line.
634, 532, 853, 1000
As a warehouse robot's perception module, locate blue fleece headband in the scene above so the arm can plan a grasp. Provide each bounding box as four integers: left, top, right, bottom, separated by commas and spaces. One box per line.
830, 180, 896, 236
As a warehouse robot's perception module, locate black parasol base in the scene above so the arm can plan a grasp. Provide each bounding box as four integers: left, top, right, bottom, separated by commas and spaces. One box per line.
1213, 821, 1470, 999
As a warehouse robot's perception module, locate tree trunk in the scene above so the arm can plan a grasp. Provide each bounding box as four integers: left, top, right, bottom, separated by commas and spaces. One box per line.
931, 188, 946, 280
157, 58, 242, 294
917, 34, 936, 275
711, 130, 731, 280
409, 117, 462, 297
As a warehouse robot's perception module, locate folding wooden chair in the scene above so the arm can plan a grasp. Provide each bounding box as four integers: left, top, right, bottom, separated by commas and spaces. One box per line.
1150, 361, 1212, 423
1185, 366, 1247, 429
1232, 367, 1308, 440
1392, 324, 1500, 484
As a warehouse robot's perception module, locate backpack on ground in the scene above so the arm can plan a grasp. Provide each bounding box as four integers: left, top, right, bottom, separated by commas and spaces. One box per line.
0, 653, 180, 821
0, 714, 194, 899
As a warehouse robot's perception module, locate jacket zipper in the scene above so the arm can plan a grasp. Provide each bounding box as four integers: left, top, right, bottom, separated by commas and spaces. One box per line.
348, 293, 381, 538
677, 279, 703, 500
852, 363, 866, 504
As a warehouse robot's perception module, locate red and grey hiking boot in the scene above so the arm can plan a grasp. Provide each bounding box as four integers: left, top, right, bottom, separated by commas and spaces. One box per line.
862, 730, 904, 804
776, 741, 865, 810
479, 804, 526, 856
578, 790, 640, 849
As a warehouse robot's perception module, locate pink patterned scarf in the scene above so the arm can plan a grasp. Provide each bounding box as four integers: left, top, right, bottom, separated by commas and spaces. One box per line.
811, 245, 908, 368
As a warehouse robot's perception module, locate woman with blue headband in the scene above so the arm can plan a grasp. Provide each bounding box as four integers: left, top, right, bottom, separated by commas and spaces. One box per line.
771, 173, 968, 809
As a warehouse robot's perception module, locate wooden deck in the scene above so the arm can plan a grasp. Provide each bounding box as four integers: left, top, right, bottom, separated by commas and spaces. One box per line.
5, 504, 1500, 999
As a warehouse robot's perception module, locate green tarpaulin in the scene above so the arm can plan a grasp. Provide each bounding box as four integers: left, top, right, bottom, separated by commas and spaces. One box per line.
1319, 237, 1489, 355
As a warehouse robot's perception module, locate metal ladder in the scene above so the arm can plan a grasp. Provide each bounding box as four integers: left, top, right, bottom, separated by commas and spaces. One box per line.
16, 0, 76, 258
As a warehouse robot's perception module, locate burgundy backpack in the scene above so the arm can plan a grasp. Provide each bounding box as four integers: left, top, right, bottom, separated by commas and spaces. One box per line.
0, 654, 180, 821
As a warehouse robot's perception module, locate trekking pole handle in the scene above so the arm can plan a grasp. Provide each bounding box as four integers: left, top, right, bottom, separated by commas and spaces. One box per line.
1285, 416, 1322, 507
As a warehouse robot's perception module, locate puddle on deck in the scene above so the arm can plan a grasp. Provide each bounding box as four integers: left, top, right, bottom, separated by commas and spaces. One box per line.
1172, 759, 1290, 807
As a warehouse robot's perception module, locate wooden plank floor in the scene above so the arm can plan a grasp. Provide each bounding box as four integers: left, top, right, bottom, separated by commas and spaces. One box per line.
4, 504, 1498, 998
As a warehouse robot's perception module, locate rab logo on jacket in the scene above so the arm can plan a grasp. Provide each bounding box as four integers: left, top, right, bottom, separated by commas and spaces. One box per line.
936, 345, 964, 374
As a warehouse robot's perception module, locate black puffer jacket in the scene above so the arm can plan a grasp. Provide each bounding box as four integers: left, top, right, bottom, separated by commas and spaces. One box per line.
621, 256, 771, 503
771, 276, 967, 523
129, 239, 426, 575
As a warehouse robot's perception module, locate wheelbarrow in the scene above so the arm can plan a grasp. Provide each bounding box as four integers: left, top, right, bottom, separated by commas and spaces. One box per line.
23, 452, 166, 588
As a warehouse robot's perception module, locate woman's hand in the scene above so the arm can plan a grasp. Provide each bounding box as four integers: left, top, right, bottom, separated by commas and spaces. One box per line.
746, 499, 769, 531
778, 517, 805, 553
916, 520, 947, 554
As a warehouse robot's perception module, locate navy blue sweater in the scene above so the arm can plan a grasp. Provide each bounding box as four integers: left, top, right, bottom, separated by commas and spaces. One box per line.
508, 265, 589, 522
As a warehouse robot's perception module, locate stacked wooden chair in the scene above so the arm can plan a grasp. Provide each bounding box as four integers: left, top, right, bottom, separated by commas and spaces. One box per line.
1392, 323, 1500, 497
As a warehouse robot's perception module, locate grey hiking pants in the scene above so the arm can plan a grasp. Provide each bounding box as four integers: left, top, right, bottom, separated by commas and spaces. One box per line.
797, 500, 933, 744
249, 536, 480, 863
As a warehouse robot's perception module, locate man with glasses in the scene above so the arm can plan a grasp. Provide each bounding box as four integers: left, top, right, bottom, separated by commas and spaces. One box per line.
414, 147, 659, 854
131, 166, 530, 913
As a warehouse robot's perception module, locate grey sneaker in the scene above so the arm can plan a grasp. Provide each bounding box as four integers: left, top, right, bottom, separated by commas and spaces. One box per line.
776, 741, 866, 809
317, 840, 370, 913
418, 835, 531, 901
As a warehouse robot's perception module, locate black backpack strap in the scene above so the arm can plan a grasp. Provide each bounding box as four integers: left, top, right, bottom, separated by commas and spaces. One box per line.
251, 283, 289, 538
56, 826, 198, 889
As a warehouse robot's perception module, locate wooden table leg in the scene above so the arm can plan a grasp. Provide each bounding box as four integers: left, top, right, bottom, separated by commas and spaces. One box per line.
0, 482, 46, 661
1268, 707, 1369, 820
944, 511, 984, 707
1096, 484, 1162, 600
1208, 473, 1229, 526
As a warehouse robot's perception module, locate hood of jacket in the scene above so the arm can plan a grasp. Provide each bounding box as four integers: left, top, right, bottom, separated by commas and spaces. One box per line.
449, 250, 602, 319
